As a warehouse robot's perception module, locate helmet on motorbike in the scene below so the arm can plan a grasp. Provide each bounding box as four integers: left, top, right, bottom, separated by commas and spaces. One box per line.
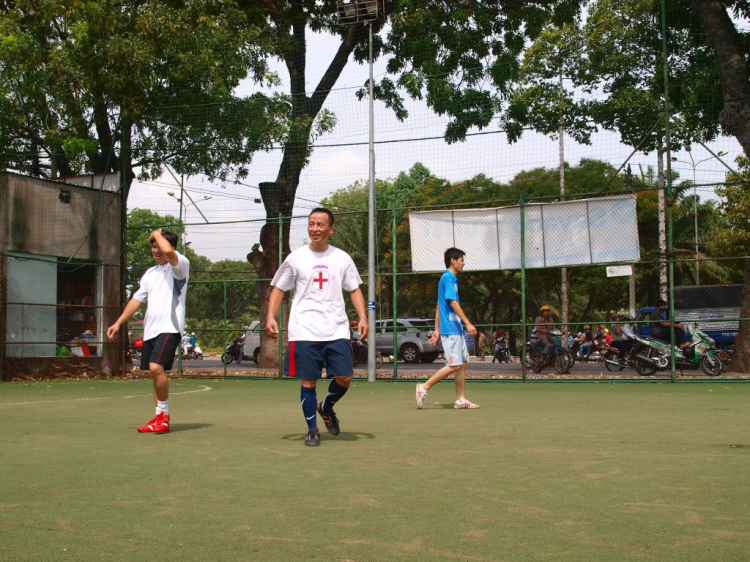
540, 305, 550, 312
604, 329, 609, 334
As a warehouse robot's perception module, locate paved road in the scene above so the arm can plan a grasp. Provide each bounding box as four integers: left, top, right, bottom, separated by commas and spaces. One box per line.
175, 356, 641, 377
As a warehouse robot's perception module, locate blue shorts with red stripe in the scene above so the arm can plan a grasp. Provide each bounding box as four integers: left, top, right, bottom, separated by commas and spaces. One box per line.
141, 333, 180, 371
284, 339, 353, 380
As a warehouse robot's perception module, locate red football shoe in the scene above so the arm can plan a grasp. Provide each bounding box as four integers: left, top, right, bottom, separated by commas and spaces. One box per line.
137, 412, 170, 433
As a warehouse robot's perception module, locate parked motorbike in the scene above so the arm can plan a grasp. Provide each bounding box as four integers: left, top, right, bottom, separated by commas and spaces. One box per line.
570, 333, 607, 363
130, 338, 143, 362
596, 341, 634, 372
183, 344, 203, 360
569, 338, 601, 363
526, 329, 574, 374
221, 337, 245, 365
630, 324, 724, 377
350, 335, 383, 369
493, 337, 512, 363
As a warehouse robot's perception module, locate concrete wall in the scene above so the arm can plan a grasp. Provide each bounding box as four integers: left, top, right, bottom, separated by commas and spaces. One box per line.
0, 172, 123, 379
0, 172, 121, 262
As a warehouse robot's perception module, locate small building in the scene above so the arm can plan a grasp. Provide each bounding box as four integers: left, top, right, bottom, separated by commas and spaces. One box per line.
0, 171, 123, 380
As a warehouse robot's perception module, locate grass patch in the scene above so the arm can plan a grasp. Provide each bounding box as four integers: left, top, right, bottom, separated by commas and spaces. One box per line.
1, 379, 749, 561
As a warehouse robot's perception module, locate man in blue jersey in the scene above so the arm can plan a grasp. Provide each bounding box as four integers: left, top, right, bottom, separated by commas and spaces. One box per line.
416, 248, 479, 409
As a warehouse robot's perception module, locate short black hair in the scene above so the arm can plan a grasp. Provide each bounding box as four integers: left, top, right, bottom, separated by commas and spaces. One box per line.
657, 299, 668, 307
161, 230, 179, 248
309, 207, 334, 227
444, 247, 465, 269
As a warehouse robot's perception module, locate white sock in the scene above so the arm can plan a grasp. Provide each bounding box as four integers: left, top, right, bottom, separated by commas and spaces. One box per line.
156, 400, 169, 415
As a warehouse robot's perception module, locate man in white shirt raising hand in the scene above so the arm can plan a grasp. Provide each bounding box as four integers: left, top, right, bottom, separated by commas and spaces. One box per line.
107, 229, 190, 433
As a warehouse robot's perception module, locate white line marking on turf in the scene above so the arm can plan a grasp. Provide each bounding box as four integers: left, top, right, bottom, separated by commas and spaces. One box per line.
0, 385, 212, 406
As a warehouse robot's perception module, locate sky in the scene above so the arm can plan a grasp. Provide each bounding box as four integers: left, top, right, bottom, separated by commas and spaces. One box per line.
127, 26, 743, 264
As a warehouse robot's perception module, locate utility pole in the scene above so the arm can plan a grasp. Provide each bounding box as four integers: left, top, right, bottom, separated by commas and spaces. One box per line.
559, 69, 569, 345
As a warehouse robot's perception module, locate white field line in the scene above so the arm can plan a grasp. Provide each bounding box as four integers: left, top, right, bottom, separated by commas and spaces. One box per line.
0, 385, 212, 406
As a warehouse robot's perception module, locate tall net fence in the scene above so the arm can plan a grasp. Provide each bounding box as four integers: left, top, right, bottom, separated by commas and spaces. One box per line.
1, 4, 748, 381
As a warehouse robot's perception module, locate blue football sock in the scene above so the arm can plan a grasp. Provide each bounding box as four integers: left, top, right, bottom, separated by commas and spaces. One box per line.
322, 379, 349, 413
301, 386, 318, 430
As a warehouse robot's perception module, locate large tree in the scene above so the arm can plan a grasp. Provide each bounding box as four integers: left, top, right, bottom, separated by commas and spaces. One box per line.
504, 0, 725, 303
682, 0, 750, 372
238, 0, 582, 365
0, 0, 286, 192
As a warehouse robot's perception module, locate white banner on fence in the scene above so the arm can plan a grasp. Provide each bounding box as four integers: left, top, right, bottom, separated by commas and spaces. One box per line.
409, 195, 640, 271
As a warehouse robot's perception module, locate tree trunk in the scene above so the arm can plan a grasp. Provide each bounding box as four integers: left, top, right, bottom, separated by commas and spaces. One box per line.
244, 10, 367, 367
685, 0, 750, 372
686, 0, 750, 156
247, 180, 293, 368
116, 118, 134, 375
728, 259, 750, 372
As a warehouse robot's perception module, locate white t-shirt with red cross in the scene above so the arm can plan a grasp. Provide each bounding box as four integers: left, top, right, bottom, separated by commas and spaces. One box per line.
133, 252, 190, 341
271, 245, 362, 341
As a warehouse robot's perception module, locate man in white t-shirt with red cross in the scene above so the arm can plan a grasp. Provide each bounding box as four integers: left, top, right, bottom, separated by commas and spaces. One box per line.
266, 208, 368, 447
107, 229, 190, 433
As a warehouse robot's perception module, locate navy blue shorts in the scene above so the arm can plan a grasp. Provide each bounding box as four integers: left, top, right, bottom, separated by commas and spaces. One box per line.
284, 339, 353, 380
141, 333, 180, 371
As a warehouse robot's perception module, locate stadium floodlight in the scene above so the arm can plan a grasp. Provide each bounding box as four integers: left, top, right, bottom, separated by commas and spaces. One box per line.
336, 0, 384, 25
336, 0, 384, 382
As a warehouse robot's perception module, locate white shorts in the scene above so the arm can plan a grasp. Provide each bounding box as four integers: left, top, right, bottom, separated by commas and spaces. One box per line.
441, 334, 469, 366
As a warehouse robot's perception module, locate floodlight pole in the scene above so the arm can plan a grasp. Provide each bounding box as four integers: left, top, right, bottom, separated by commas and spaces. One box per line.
367, 21, 377, 382
558, 69, 569, 346
335, 1, 379, 381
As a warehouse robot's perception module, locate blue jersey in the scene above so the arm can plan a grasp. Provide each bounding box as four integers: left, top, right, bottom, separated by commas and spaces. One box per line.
438, 270, 463, 335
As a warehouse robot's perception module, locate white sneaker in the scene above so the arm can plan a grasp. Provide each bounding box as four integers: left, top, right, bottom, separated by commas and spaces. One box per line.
454, 399, 480, 409
415, 384, 427, 409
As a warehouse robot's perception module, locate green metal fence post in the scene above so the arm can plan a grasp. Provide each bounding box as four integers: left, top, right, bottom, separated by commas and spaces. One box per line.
278, 212, 284, 379
520, 194, 527, 382
223, 280, 228, 377
392, 202, 398, 381
661, 0, 676, 382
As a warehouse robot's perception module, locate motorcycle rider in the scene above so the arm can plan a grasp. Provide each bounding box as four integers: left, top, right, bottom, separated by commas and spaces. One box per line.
533, 305, 555, 359
611, 314, 637, 354
650, 299, 691, 352
181, 331, 190, 355
492, 327, 507, 363
575, 325, 594, 360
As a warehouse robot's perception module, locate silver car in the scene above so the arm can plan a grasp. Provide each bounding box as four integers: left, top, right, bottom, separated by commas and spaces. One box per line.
374, 317, 442, 363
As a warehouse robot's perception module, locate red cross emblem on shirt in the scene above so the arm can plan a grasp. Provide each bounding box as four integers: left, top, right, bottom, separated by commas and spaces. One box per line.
313, 270, 329, 289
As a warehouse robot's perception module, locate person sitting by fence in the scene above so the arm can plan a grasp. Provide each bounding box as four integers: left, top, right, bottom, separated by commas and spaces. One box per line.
611, 314, 637, 354
534, 305, 555, 357
492, 327, 506, 361
576, 325, 594, 360
650, 299, 692, 351
477, 330, 487, 358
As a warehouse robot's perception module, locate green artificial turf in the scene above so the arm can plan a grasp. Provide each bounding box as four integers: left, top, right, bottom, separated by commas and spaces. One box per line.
1, 379, 748, 562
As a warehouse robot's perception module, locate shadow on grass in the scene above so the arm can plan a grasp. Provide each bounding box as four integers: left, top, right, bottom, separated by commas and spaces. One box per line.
169, 423, 213, 433
281, 432, 376, 442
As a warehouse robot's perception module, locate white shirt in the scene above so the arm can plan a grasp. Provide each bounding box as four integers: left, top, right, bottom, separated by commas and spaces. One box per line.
622, 323, 636, 340
133, 252, 190, 341
271, 245, 361, 341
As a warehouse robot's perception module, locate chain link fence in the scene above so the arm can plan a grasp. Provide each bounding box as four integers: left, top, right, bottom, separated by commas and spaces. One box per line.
114, 184, 746, 382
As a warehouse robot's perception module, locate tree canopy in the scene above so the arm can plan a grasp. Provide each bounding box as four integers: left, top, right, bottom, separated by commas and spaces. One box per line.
0, 0, 287, 191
